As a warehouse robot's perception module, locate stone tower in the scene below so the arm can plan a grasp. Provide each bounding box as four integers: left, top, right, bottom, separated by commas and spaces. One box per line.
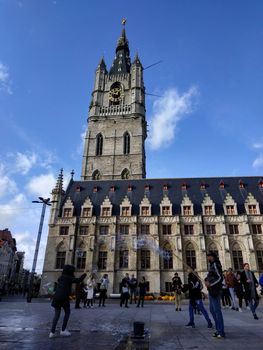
81, 23, 147, 180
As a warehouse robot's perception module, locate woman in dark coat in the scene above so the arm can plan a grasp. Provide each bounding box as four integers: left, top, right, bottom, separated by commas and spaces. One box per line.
240, 263, 259, 319
49, 265, 86, 338
137, 277, 147, 308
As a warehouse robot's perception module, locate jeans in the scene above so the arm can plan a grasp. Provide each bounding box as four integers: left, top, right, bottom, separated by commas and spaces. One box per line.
249, 298, 259, 315
209, 294, 225, 336
229, 288, 238, 308
189, 299, 211, 325
175, 292, 182, 309
51, 306, 70, 333
130, 288, 137, 303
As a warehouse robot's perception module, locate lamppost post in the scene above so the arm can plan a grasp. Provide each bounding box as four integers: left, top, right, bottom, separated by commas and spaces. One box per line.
27, 197, 56, 303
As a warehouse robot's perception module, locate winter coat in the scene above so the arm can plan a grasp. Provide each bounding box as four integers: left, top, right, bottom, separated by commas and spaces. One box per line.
51, 265, 86, 308
138, 282, 147, 296
129, 277, 138, 290
188, 273, 202, 301
172, 276, 183, 294
240, 270, 259, 300
205, 259, 223, 297
84, 278, 96, 299
225, 272, 235, 288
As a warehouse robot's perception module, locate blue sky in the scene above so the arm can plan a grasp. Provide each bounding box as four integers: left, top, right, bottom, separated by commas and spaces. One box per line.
0, 0, 263, 272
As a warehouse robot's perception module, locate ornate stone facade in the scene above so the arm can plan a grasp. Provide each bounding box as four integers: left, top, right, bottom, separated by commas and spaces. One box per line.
41, 26, 263, 295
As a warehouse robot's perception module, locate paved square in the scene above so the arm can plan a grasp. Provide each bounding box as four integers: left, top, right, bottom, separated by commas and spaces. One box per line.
0, 298, 262, 349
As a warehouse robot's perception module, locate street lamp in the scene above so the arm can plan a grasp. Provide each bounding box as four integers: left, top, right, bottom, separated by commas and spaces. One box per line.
27, 197, 56, 303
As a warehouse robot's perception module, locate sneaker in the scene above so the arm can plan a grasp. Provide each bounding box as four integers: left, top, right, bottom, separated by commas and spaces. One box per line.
179, 308, 182, 311
246, 306, 250, 310
236, 308, 239, 311
176, 308, 178, 311
238, 308, 242, 313
216, 334, 225, 339
49, 332, 55, 339
231, 307, 235, 311
253, 314, 259, 320
222, 306, 226, 309
60, 330, 71, 337
212, 332, 219, 338
185, 323, 195, 328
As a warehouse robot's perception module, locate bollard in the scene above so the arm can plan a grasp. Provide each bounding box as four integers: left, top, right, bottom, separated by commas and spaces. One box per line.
133, 322, 144, 337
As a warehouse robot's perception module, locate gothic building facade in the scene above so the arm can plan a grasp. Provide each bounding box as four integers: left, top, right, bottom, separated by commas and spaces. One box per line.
41, 25, 263, 295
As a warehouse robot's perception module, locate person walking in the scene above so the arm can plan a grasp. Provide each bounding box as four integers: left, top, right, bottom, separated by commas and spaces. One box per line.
241, 263, 259, 320
137, 277, 147, 308
184, 267, 213, 329
221, 271, 231, 309
49, 265, 86, 338
172, 272, 183, 311
98, 274, 109, 307
234, 271, 244, 312
129, 274, 138, 304
205, 252, 225, 339
225, 268, 238, 311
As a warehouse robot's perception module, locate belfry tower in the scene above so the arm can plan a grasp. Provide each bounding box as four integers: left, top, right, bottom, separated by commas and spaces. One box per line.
81, 21, 147, 180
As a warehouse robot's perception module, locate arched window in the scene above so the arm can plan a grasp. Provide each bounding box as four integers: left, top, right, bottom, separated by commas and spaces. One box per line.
121, 168, 130, 179
123, 132, 130, 155
92, 170, 101, 180
96, 133, 103, 156
55, 243, 66, 269
232, 242, 243, 270
208, 242, 219, 258
256, 243, 263, 271
185, 243, 196, 269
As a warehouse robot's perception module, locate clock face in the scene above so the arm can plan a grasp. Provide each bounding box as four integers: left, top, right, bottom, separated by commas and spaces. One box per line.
109, 85, 124, 103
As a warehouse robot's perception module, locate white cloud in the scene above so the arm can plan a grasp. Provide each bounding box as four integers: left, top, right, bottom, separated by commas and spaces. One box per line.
252, 142, 263, 169
0, 193, 27, 227
147, 87, 198, 150
26, 173, 56, 198
0, 61, 12, 94
14, 152, 37, 174
0, 164, 17, 197
253, 154, 263, 168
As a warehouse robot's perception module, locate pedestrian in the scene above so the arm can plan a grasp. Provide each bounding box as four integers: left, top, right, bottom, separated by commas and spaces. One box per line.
129, 274, 138, 304
205, 251, 225, 339
221, 271, 231, 309
98, 274, 109, 307
49, 265, 86, 338
172, 272, 183, 311
184, 267, 213, 329
137, 277, 147, 308
120, 281, 130, 308
240, 263, 259, 320
75, 281, 84, 309
85, 274, 96, 308
234, 271, 244, 312
225, 268, 238, 311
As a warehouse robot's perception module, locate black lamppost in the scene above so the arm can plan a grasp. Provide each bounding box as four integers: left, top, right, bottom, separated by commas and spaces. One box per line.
27, 197, 56, 303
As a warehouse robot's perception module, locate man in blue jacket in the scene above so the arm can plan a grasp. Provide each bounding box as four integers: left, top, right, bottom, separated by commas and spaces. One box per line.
205, 252, 225, 339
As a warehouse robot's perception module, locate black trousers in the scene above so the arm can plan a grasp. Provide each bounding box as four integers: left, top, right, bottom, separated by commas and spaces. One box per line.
221, 288, 231, 306
99, 289, 107, 306
120, 292, 129, 307
137, 294, 145, 307
51, 306, 70, 333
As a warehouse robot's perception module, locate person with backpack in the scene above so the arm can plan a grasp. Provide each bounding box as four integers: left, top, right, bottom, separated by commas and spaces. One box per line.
205, 251, 225, 339
49, 265, 86, 338
184, 266, 213, 329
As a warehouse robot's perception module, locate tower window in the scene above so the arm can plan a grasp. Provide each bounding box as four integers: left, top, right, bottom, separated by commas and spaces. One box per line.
121, 168, 130, 179
96, 134, 103, 156
123, 132, 130, 155
92, 171, 101, 181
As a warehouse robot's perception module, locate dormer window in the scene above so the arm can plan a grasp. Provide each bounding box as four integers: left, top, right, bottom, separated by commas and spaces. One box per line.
226, 205, 235, 215
259, 181, 263, 189
121, 206, 131, 216
128, 185, 132, 192
219, 181, 225, 189
63, 208, 72, 217
239, 181, 244, 189
144, 185, 150, 191
248, 205, 257, 215
141, 206, 150, 216
110, 186, 115, 192
183, 206, 192, 216
93, 186, 98, 193
82, 207, 92, 217
204, 205, 213, 215
76, 186, 81, 192
163, 184, 168, 191
162, 206, 171, 216
102, 207, 111, 217
181, 183, 187, 190
200, 183, 206, 190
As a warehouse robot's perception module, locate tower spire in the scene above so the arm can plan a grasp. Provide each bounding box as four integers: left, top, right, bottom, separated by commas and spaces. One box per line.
52, 168, 65, 195
109, 19, 131, 74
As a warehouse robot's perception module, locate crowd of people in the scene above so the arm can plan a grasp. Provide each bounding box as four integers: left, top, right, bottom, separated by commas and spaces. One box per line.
172, 253, 263, 339
48, 252, 263, 340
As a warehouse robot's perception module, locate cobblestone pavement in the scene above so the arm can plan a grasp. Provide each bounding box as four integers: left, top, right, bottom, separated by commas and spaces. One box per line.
0, 297, 262, 350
